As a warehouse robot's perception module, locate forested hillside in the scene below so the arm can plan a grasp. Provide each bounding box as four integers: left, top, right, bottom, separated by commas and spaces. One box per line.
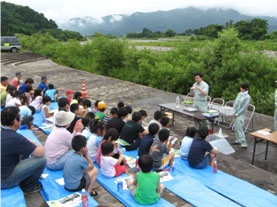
1, 1, 84, 41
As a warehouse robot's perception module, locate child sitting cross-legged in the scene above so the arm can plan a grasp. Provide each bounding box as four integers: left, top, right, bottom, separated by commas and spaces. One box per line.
41, 96, 53, 121
63, 135, 99, 197
138, 123, 160, 157
150, 128, 175, 171
180, 127, 197, 160
100, 141, 126, 177
127, 155, 165, 205
96, 128, 119, 166
188, 126, 218, 169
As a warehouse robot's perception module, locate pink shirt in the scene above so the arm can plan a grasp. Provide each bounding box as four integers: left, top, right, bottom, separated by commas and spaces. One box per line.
96, 139, 105, 166
45, 127, 77, 165
10, 77, 20, 88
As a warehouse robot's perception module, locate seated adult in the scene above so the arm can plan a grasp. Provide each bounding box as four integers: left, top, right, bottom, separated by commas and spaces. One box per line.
45, 111, 83, 170
37, 76, 48, 94
120, 112, 148, 151
18, 78, 34, 93
1, 107, 46, 193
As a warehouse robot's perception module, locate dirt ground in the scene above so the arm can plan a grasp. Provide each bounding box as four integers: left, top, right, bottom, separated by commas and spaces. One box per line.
1, 52, 276, 207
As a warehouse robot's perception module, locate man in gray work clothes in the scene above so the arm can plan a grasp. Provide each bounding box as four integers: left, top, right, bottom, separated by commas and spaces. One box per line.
190, 73, 209, 130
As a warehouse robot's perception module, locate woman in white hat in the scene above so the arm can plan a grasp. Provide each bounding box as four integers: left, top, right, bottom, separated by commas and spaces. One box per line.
45, 111, 84, 170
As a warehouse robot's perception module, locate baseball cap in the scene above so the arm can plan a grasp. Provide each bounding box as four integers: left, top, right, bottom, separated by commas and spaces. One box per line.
41, 76, 48, 80
15, 72, 22, 76
98, 101, 107, 109
66, 90, 75, 95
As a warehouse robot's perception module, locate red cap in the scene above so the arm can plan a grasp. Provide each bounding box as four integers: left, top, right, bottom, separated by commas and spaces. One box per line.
66, 90, 74, 95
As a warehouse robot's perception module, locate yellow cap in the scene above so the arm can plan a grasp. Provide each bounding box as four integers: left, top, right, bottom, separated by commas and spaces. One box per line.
98, 101, 107, 109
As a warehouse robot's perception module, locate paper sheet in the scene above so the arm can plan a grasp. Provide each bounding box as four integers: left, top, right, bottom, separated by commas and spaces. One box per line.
158, 171, 174, 183
55, 178, 65, 186
256, 130, 271, 136
47, 192, 81, 207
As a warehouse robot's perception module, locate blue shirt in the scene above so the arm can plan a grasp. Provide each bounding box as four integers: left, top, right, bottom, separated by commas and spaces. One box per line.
63, 152, 88, 190
138, 134, 155, 157
45, 89, 57, 101
19, 105, 32, 119
18, 83, 26, 93
1, 126, 36, 179
37, 82, 49, 93
188, 137, 213, 167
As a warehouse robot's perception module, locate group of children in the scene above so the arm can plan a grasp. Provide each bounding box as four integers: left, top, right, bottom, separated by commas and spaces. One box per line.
1, 74, 218, 205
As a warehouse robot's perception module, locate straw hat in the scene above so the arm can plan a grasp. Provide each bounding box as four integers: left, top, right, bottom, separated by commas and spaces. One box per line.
55, 111, 75, 126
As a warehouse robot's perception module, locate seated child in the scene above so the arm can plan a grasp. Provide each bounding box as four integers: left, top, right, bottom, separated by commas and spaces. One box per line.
180, 127, 197, 160
149, 129, 175, 170
103, 107, 118, 125
120, 112, 147, 151
147, 111, 162, 129
45, 84, 63, 102
139, 110, 148, 125
138, 123, 159, 157
5, 85, 16, 104
124, 105, 132, 122
127, 155, 164, 205
21, 105, 36, 130
41, 96, 54, 121
91, 100, 101, 114
66, 90, 74, 104
117, 101, 124, 110
67, 103, 82, 133
188, 126, 218, 169
82, 99, 92, 115
95, 101, 107, 121
87, 120, 106, 162
5, 90, 22, 107
24, 85, 33, 105
107, 107, 128, 134
58, 97, 70, 112
71, 92, 82, 105
81, 115, 94, 140
30, 88, 43, 111
64, 135, 99, 197
100, 141, 126, 177
160, 116, 170, 129
96, 128, 119, 166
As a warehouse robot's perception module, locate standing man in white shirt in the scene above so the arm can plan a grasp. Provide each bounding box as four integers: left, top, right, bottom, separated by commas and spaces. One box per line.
190, 73, 209, 130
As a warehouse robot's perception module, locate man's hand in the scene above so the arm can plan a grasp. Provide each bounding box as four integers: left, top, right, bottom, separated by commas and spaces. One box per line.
82, 147, 88, 157
190, 86, 195, 91
195, 86, 201, 91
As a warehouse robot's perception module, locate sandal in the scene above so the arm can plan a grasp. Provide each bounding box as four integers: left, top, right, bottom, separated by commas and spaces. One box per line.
90, 190, 99, 198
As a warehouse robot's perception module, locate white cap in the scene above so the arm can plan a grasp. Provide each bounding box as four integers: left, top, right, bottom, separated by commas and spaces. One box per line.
55, 111, 75, 126
82, 189, 85, 193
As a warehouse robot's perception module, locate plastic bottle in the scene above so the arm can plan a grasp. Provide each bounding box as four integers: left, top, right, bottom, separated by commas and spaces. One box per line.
81, 189, 88, 207
213, 161, 218, 173
175, 95, 180, 108
117, 181, 123, 192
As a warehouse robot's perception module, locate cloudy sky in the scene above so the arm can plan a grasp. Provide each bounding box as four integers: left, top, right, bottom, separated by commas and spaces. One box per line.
5, 0, 277, 24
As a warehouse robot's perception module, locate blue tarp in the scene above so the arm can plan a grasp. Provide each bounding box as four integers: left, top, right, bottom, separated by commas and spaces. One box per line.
174, 158, 277, 207
1, 186, 26, 207
94, 164, 174, 207
17, 127, 43, 146
40, 169, 98, 207
32, 112, 52, 135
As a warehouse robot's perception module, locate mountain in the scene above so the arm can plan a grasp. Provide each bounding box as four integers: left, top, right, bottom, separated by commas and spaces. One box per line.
1, 1, 83, 41
60, 7, 277, 35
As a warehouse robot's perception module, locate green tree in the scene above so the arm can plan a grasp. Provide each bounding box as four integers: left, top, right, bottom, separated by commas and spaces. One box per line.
165, 30, 176, 37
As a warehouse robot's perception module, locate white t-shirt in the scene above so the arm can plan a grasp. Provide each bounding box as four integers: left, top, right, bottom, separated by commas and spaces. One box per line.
100, 156, 117, 177
147, 119, 162, 129
180, 136, 194, 159
5, 97, 21, 107
5, 94, 13, 104
87, 134, 103, 161
30, 96, 42, 110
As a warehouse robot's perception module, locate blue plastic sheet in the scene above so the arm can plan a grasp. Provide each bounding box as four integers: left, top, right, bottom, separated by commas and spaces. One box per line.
163, 170, 240, 207
17, 128, 43, 145
32, 112, 53, 135
1, 186, 26, 207
94, 165, 174, 207
40, 169, 98, 207
49, 102, 59, 111
175, 158, 277, 207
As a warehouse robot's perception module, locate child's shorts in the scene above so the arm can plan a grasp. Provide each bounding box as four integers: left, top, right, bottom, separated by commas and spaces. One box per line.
114, 163, 126, 177
191, 155, 211, 169
65, 172, 91, 191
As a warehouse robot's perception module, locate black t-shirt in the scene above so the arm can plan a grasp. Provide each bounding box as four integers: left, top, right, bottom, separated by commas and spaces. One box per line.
138, 134, 155, 157
120, 120, 144, 144
188, 137, 213, 167
107, 117, 125, 134
1, 127, 36, 179
67, 115, 81, 134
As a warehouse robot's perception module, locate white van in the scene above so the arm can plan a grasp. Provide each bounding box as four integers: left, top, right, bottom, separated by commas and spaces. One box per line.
1, 36, 21, 53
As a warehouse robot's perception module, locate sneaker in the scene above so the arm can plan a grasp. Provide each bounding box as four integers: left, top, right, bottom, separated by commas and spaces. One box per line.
23, 184, 42, 195
90, 190, 99, 198
231, 142, 241, 145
